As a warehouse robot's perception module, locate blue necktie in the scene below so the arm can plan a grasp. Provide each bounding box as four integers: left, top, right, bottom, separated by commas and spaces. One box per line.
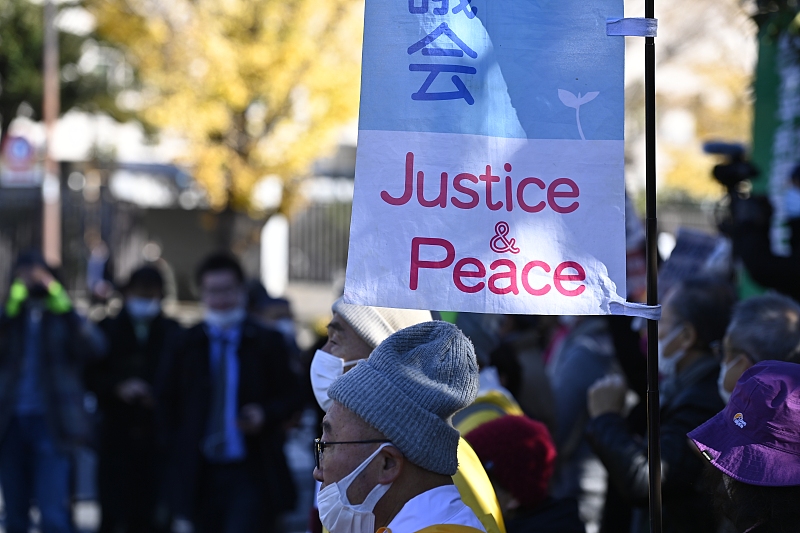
204, 326, 238, 461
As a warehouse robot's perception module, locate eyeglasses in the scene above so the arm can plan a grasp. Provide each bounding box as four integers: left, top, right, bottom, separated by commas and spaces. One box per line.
313, 438, 391, 470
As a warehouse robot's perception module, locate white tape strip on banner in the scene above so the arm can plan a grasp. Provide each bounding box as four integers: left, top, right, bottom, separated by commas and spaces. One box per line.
608, 299, 662, 320
606, 17, 658, 38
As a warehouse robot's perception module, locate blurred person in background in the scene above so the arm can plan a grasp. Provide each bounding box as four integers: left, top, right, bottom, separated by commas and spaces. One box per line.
545, 314, 616, 531
596, 315, 650, 533
689, 360, 800, 533
494, 314, 557, 435
0, 250, 103, 533
162, 253, 302, 533
86, 231, 115, 304
716, 293, 800, 404
465, 415, 584, 533
729, 163, 800, 303
86, 265, 183, 533
246, 280, 299, 356
586, 276, 735, 533
308, 300, 506, 533
451, 313, 524, 436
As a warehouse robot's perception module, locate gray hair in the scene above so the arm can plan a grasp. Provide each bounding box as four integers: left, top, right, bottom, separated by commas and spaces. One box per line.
727, 293, 800, 363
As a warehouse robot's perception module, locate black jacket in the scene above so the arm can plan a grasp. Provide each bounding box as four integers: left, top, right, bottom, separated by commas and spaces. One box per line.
0, 306, 102, 450
731, 198, 800, 302
586, 355, 724, 533
88, 308, 182, 445
505, 498, 585, 533
162, 318, 303, 518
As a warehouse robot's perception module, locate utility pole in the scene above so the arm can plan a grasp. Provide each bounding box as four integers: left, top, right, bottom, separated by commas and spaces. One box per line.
42, 0, 61, 266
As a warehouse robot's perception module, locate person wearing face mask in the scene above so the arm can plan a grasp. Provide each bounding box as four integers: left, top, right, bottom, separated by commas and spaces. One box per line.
688, 360, 800, 533
542, 315, 616, 533
310, 299, 432, 412
715, 293, 800, 405
246, 280, 300, 357
585, 276, 735, 533
314, 321, 485, 533
161, 253, 303, 533
309, 300, 505, 533
86, 265, 182, 533
0, 250, 104, 533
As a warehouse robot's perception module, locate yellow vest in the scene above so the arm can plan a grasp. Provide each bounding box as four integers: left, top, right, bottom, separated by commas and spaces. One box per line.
453, 391, 524, 436
378, 525, 485, 533
449, 391, 523, 533
453, 438, 505, 533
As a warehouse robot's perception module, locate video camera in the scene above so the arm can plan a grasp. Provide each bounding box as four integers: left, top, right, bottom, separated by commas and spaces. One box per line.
702, 142, 770, 238
702, 142, 760, 191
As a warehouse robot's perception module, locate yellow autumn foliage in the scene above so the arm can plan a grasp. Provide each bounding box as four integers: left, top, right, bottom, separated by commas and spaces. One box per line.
85, 0, 364, 213
662, 58, 754, 199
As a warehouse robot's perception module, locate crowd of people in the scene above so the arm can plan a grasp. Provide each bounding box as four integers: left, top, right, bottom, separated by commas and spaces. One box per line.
0, 251, 303, 533
1, 245, 800, 533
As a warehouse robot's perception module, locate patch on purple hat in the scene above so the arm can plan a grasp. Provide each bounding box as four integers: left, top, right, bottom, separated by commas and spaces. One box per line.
688, 360, 800, 487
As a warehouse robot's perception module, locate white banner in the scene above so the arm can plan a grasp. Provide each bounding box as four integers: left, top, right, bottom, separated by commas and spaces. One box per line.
345, 0, 649, 316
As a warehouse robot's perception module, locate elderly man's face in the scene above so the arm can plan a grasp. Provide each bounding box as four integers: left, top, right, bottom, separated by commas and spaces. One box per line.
322, 313, 373, 363
313, 402, 388, 504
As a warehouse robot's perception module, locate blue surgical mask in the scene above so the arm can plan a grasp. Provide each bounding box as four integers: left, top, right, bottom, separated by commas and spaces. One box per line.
204, 307, 245, 329
274, 318, 296, 339
126, 297, 161, 320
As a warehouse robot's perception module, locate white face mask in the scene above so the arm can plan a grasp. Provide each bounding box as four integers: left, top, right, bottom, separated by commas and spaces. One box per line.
204, 307, 245, 329
318, 443, 393, 533
717, 354, 744, 404
274, 318, 296, 339
657, 326, 688, 378
126, 297, 161, 320
310, 349, 358, 412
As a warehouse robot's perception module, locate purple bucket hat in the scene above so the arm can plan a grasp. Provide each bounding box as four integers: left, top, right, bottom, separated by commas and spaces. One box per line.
688, 360, 800, 487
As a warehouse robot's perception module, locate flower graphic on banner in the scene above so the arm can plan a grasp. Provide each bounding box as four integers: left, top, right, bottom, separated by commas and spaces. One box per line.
558, 89, 600, 140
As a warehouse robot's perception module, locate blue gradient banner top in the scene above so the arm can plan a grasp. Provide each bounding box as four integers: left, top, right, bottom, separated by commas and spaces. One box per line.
358, 0, 625, 141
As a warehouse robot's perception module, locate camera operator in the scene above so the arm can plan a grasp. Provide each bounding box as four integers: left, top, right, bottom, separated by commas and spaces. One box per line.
706, 142, 800, 302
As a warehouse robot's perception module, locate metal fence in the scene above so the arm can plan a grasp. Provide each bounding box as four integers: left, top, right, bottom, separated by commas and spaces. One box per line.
288, 201, 352, 282
0, 179, 146, 303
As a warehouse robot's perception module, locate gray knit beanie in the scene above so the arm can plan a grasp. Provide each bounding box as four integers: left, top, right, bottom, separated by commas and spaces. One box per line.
327, 321, 479, 475
332, 298, 432, 349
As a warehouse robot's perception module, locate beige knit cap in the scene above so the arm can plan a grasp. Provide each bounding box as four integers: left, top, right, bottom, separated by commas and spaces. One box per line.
331, 298, 432, 348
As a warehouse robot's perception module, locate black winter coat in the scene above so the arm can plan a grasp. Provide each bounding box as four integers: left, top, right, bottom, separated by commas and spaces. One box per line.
161, 318, 303, 519
88, 309, 182, 445
586, 355, 724, 533
505, 498, 585, 533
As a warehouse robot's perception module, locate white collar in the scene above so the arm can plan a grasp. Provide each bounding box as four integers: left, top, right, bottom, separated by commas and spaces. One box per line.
385, 485, 485, 533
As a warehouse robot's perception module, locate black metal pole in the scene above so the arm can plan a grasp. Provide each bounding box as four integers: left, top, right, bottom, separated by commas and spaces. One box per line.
645, 0, 662, 531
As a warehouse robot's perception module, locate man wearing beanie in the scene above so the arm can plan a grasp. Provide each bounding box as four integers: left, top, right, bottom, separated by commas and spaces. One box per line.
465, 416, 584, 533
313, 321, 486, 533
